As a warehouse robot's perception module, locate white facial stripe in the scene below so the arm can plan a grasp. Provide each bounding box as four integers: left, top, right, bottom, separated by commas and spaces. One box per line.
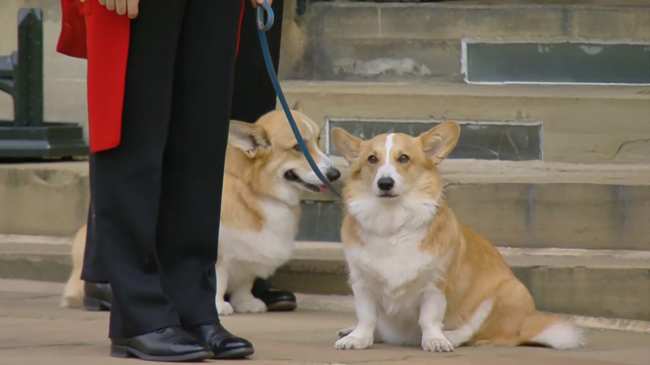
383, 134, 394, 169
377, 134, 397, 178
372, 133, 402, 195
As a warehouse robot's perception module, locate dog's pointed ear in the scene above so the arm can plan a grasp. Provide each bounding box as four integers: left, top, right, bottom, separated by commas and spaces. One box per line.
291, 100, 303, 111
332, 128, 362, 162
228, 120, 271, 158
419, 121, 460, 164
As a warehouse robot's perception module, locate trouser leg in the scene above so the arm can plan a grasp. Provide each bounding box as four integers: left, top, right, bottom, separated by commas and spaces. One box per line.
92, 0, 188, 338
155, 0, 240, 327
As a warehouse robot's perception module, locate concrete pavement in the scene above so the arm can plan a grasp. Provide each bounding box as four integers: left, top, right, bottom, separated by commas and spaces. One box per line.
1, 279, 649, 365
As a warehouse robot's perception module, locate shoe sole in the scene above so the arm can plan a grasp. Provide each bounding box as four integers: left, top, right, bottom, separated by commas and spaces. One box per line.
83, 297, 111, 312
212, 346, 255, 360
111, 345, 211, 362
266, 300, 297, 312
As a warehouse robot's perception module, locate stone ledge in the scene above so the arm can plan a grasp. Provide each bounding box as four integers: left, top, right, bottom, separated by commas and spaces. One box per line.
272, 242, 650, 321
1, 237, 649, 321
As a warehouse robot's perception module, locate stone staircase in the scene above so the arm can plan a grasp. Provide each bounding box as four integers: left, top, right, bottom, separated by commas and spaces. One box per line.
0, 0, 649, 328
279, 0, 650, 324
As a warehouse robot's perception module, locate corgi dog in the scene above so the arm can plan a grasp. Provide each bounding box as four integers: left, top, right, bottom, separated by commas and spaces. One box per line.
61, 109, 341, 315
331, 122, 583, 352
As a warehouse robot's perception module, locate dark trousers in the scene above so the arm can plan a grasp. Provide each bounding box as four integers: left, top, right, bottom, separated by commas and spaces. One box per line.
83, 0, 285, 297
231, 0, 284, 123
89, 0, 240, 338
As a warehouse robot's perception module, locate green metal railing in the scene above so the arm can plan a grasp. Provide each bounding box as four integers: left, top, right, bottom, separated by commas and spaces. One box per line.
0, 8, 87, 160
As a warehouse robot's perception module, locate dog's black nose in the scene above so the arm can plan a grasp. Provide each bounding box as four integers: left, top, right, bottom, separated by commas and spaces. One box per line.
377, 177, 394, 191
326, 168, 341, 182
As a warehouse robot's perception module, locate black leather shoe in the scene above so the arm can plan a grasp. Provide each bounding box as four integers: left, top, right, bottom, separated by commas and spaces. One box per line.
187, 323, 254, 359
84, 282, 112, 311
111, 327, 211, 362
255, 288, 297, 312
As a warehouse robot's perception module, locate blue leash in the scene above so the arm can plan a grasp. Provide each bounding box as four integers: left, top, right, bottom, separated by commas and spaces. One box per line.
256, 0, 340, 197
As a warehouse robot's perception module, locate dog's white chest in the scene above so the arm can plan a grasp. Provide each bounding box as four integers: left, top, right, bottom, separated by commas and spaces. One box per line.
219, 199, 298, 275
346, 229, 444, 298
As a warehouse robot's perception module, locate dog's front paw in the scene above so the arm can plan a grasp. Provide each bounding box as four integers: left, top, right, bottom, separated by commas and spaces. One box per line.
216, 300, 234, 316
233, 297, 267, 313
422, 334, 454, 352
335, 334, 373, 350
337, 326, 354, 339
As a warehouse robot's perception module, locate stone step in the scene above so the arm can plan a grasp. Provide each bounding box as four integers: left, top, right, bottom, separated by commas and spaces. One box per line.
283, 80, 650, 163
2, 160, 650, 250
0, 162, 89, 237
2, 235, 649, 322
298, 159, 650, 250
286, 1, 650, 81
0, 234, 71, 282
273, 241, 650, 321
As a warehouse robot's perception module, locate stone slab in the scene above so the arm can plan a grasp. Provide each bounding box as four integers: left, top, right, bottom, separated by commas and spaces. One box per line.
295, 2, 650, 81
272, 242, 650, 321
4, 236, 647, 321
284, 80, 650, 163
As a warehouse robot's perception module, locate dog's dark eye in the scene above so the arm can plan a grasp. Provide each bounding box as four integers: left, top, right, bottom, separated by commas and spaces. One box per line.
368, 155, 379, 164
398, 154, 410, 164
293, 144, 301, 152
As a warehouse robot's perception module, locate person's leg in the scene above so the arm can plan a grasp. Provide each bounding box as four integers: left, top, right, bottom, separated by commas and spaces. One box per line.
81, 156, 107, 283
231, 0, 284, 123
81, 155, 113, 311
230, 0, 297, 312
155, 0, 239, 327
154, 0, 253, 359
92, 0, 187, 339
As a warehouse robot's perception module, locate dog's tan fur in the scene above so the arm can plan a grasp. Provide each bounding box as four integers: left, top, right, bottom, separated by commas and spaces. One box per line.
61, 225, 87, 307
333, 122, 583, 351
62, 109, 336, 316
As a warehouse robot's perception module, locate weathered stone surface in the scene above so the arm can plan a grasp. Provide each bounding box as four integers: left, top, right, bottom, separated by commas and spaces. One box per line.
273, 243, 650, 321
3, 239, 649, 321
298, 182, 650, 250
0, 164, 89, 236
295, 2, 650, 81
2, 160, 649, 249
284, 81, 650, 163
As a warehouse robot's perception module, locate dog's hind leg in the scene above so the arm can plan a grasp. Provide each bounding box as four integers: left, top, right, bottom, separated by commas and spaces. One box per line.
61, 226, 87, 308
444, 298, 494, 347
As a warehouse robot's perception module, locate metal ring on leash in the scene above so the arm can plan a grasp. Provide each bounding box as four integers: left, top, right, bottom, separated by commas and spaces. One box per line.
256, 0, 340, 196
256, 0, 274, 32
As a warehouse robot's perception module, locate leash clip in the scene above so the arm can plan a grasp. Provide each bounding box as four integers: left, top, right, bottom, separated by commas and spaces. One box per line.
256, 0, 274, 32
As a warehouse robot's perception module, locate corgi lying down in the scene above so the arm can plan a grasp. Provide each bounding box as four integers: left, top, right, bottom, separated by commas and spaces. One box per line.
62, 109, 341, 315
331, 122, 583, 352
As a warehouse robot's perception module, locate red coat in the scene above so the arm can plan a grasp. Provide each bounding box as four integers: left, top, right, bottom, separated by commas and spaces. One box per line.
57, 0, 245, 152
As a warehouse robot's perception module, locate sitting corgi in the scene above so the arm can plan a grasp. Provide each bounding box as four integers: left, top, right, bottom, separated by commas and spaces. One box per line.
62, 109, 341, 315
216, 110, 340, 314
331, 122, 583, 352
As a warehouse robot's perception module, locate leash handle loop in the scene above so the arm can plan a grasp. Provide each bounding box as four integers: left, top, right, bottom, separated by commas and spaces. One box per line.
256, 0, 274, 32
